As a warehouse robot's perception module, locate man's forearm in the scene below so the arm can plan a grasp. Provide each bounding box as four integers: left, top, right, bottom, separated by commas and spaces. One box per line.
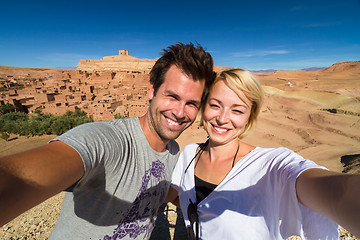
0, 141, 84, 226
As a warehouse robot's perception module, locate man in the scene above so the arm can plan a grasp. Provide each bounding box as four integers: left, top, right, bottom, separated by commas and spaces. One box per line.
0, 42, 214, 239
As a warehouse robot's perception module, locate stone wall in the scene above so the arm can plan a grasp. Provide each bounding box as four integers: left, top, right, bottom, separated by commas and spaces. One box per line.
77, 50, 156, 72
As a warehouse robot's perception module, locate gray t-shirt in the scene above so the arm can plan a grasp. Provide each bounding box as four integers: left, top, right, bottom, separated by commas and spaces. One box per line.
49, 117, 180, 240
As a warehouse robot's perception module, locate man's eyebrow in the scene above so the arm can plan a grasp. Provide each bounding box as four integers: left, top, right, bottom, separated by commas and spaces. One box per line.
165, 90, 201, 105
164, 90, 179, 97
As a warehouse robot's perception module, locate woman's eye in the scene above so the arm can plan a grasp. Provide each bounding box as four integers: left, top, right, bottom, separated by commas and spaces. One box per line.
209, 104, 219, 108
233, 110, 243, 114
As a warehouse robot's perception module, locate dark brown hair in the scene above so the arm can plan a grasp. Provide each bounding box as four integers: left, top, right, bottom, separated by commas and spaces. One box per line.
150, 42, 215, 103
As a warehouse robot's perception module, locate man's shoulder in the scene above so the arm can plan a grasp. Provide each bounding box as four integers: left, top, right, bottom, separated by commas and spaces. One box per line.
88, 117, 140, 134
53, 117, 140, 144
106, 116, 138, 126
167, 139, 180, 156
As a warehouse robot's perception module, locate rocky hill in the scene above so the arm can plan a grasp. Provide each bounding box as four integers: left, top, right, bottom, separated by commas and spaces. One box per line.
321, 61, 360, 73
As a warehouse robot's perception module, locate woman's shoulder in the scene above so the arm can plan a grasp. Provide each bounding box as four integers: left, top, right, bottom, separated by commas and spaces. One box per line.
250, 146, 305, 166
182, 142, 203, 152
252, 145, 294, 154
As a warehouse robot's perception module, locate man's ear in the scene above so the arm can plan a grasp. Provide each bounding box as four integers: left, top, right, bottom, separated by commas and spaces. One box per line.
149, 82, 155, 101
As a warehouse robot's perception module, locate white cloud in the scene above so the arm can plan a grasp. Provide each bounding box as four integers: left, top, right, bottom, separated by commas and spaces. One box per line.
233, 50, 289, 57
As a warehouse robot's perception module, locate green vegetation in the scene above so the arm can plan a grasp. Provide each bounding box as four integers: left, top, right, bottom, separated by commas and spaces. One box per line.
0, 107, 93, 137
114, 113, 126, 119
0, 132, 10, 141
0, 86, 25, 92
0, 103, 18, 114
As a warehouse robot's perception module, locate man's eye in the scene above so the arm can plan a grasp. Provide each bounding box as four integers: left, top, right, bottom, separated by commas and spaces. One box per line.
169, 95, 178, 100
189, 102, 200, 109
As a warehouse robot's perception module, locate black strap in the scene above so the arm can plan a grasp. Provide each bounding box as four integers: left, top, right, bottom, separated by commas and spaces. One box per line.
184, 139, 209, 173
187, 199, 199, 240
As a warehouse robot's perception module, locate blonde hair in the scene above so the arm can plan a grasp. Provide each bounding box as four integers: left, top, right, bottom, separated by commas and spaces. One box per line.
201, 68, 264, 138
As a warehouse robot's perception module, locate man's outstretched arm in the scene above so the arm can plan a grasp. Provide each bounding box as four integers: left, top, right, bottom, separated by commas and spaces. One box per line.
0, 141, 84, 226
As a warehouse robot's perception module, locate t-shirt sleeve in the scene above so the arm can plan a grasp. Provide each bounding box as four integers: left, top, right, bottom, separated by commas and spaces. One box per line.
51, 122, 125, 183
273, 148, 339, 239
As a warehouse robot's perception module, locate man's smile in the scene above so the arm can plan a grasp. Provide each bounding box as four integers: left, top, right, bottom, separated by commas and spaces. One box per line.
164, 115, 185, 128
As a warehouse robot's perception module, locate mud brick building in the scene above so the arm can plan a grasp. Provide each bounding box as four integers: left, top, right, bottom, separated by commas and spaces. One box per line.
0, 51, 155, 121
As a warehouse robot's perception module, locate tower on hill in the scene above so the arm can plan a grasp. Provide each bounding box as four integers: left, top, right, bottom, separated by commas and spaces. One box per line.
119, 50, 129, 56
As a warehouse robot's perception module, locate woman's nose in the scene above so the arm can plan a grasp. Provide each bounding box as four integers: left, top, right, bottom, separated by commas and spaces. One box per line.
216, 110, 229, 124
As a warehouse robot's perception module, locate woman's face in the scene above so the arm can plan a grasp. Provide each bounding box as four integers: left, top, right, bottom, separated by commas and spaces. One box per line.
203, 80, 252, 145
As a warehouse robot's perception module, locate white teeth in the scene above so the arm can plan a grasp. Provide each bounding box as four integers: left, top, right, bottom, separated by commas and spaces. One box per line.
214, 126, 227, 132
166, 117, 180, 125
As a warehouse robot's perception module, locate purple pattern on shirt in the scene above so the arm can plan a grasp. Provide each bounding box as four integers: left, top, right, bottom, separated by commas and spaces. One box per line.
103, 160, 166, 239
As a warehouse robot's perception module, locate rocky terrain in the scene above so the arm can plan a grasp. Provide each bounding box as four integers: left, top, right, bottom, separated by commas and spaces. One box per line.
1, 60, 359, 239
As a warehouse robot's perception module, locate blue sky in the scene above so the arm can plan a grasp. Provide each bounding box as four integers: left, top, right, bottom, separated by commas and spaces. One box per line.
1, 0, 359, 70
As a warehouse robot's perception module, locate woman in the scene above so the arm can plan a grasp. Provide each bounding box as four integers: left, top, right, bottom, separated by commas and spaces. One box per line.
166, 69, 360, 239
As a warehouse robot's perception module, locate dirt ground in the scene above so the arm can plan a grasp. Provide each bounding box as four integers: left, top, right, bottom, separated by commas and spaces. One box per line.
1, 65, 360, 239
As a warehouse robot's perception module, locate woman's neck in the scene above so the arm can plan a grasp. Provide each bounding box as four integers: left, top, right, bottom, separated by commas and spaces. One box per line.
207, 140, 240, 163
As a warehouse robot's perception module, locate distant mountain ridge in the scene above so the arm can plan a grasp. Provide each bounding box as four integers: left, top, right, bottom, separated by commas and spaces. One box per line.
251, 61, 359, 73
252, 69, 277, 73
301, 67, 325, 71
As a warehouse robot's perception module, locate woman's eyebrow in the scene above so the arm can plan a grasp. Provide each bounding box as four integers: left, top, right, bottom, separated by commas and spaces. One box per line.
209, 97, 249, 108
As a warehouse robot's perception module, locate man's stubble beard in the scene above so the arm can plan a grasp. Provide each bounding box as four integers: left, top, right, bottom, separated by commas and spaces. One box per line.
148, 104, 191, 142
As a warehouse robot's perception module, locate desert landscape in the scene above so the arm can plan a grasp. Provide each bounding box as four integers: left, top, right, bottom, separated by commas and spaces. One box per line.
0, 53, 359, 239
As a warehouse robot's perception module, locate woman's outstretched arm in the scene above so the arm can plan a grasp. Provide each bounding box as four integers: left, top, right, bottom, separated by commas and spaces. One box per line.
296, 168, 360, 237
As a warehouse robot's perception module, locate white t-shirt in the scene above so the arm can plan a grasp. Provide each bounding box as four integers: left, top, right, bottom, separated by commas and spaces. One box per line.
171, 143, 339, 240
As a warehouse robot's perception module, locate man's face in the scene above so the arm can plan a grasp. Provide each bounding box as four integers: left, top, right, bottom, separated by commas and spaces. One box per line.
148, 65, 205, 141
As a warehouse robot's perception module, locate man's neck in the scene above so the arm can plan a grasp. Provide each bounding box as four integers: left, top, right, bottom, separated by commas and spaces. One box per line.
139, 114, 169, 152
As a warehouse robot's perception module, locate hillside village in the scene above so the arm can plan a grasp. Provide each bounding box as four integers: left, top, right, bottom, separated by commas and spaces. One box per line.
0, 51, 156, 121
1, 54, 359, 122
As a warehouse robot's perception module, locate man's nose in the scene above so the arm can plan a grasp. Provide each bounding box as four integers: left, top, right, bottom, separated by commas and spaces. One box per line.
173, 102, 186, 119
